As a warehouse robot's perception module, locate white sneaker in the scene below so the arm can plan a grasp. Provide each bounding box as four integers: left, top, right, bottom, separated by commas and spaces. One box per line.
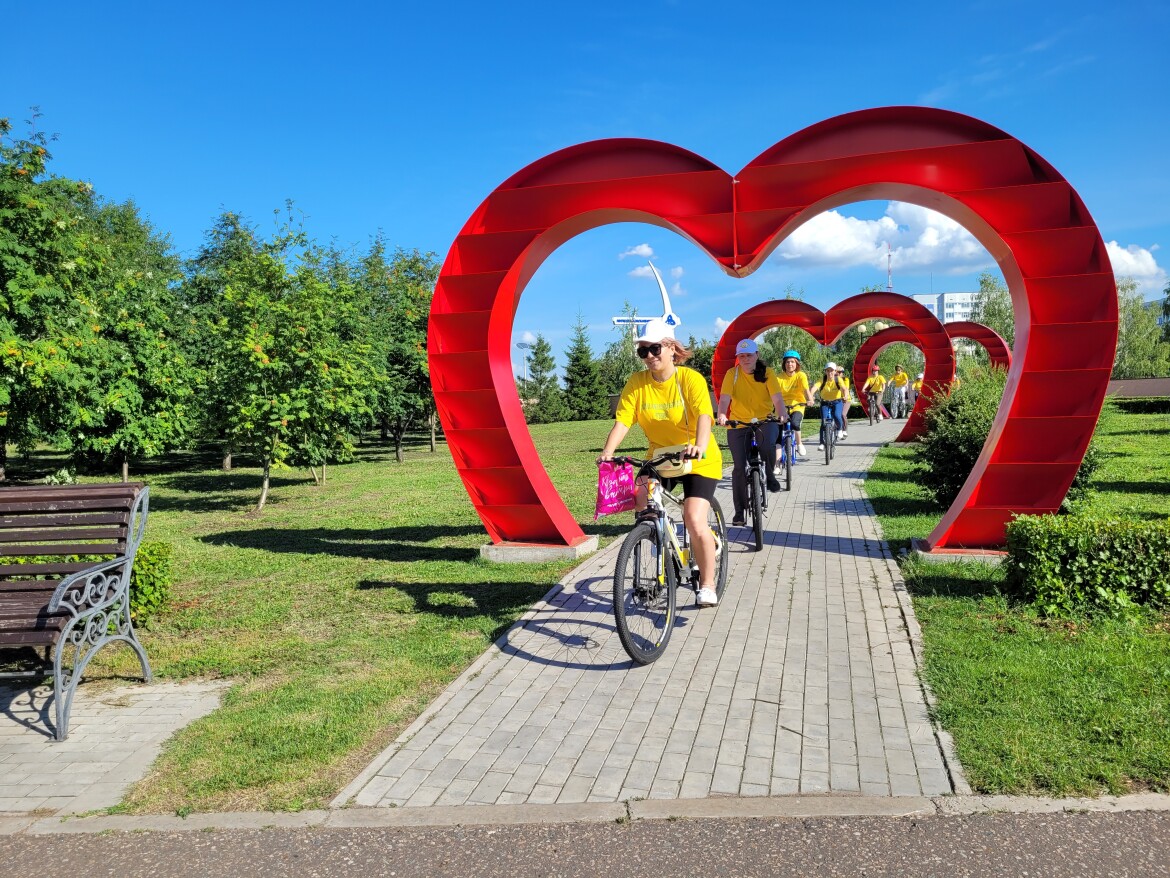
840, 431, 847, 439
696, 588, 718, 607
877, 415, 883, 421
773, 464, 782, 476
797, 444, 807, 458
817, 443, 825, 451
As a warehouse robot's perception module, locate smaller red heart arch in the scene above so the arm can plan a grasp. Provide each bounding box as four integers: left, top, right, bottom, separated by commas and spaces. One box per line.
713, 293, 954, 443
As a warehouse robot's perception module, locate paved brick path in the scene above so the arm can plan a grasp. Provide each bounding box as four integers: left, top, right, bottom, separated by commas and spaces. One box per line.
339, 419, 962, 808
0, 680, 228, 814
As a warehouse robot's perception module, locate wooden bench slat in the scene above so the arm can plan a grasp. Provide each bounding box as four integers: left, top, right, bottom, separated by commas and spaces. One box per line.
0, 497, 136, 514
0, 630, 65, 645
0, 560, 107, 577
0, 483, 142, 497
0, 527, 127, 544
0, 512, 131, 529
0, 542, 121, 557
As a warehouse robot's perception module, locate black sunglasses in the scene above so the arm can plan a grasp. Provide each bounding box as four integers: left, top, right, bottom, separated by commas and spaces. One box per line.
636, 343, 664, 359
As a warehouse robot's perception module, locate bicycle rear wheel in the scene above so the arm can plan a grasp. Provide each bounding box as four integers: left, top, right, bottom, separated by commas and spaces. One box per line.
749, 467, 764, 551
613, 522, 676, 664
708, 497, 728, 600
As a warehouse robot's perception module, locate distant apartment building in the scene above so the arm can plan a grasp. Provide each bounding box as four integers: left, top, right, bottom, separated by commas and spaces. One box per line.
910, 291, 978, 323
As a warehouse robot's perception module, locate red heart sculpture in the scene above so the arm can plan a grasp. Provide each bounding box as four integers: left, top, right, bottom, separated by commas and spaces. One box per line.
429, 107, 1117, 550
711, 293, 955, 444
849, 320, 1013, 440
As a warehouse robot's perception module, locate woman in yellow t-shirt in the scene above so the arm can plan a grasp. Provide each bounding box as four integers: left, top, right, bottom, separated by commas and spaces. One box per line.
776, 350, 814, 460
715, 338, 786, 528
811, 362, 848, 450
600, 319, 724, 608
910, 373, 924, 407
889, 365, 910, 418
862, 366, 887, 422
835, 365, 852, 437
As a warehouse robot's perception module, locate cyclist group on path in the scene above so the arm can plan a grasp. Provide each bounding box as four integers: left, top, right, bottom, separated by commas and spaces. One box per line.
596, 318, 920, 620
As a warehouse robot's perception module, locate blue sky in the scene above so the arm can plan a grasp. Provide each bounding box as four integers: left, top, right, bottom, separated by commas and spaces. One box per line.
8, 1, 1168, 376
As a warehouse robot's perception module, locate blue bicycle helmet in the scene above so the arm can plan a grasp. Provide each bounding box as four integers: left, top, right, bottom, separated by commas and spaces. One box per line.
782, 349, 801, 360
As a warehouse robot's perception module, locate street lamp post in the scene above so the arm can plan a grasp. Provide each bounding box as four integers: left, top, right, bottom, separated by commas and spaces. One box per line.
516, 342, 533, 383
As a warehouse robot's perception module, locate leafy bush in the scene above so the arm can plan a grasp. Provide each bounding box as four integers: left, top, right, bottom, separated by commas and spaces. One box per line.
1111, 397, 1170, 415
130, 541, 174, 625
1004, 514, 1170, 618
915, 367, 1006, 507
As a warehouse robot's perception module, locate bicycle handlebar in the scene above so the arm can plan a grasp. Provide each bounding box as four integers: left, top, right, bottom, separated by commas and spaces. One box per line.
724, 415, 783, 428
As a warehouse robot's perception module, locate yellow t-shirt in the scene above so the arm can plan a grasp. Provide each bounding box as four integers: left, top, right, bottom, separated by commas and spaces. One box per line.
891, 371, 909, 388
911, 379, 924, 394
615, 366, 723, 480
776, 371, 811, 409
813, 375, 848, 401
863, 374, 886, 394
719, 365, 782, 422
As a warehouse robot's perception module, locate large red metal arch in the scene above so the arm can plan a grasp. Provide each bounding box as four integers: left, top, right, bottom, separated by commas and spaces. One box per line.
711, 294, 954, 443
429, 107, 1116, 550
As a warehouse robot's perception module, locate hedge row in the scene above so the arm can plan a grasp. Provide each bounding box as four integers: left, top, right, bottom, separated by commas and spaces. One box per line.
1004, 515, 1170, 618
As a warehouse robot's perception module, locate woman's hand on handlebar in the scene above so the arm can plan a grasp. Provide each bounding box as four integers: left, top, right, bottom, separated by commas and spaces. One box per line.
716, 413, 728, 427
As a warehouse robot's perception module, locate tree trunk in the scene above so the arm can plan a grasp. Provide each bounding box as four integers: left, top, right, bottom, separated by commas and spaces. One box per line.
0, 431, 7, 482
308, 465, 321, 486
223, 450, 232, 471
257, 459, 271, 512
321, 461, 327, 485
429, 411, 437, 452
380, 414, 389, 442
395, 430, 404, 463
121, 455, 129, 483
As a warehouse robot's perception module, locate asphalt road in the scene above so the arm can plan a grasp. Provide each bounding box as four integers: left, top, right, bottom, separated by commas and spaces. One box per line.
3, 811, 1167, 877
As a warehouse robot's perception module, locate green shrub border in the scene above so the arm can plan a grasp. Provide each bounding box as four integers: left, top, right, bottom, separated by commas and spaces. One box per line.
130, 541, 174, 626
1004, 514, 1170, 618
1110, 397, 1170, 415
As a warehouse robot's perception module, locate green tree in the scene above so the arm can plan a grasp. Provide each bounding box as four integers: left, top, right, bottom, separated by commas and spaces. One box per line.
684, 334, 716, 381
969, 271, 1015, 348
597, 301, 641, 394
562, 314, 608, 420
70, 200, 194, 479
1162, 279, 1170, 344
1113, 276, 1170, 379
0, 115, 99, 479
192, 210, 375, 511
519, 334, 567, 423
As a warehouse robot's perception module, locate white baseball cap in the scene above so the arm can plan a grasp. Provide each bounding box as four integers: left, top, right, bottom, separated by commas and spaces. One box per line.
635, 318, 675, 344
917, 372, 924, 379
825, 361, 839, 371
735, 338, 758, 355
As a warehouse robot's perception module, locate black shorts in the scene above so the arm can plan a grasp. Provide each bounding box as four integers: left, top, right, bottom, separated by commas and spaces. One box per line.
660, 473, 719, 502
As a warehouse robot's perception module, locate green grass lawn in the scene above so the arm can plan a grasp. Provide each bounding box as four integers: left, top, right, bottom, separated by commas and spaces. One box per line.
35, 419, 650, 813
866, 402, 1170, 795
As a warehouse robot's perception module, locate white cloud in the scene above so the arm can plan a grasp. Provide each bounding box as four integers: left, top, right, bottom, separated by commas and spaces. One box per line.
774, 202, 993, 276
670, 281, 685, 298
627, 265, 655, 279
714, 317, 731, 332
619, 243, 654, 260
519, 330, 537, 344
670, 266, 684, 279
1106, 241, 1168, 297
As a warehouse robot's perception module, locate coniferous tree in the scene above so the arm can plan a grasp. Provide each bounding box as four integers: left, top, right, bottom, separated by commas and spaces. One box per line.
519, 334, 568, 423
562, 314, 609, 421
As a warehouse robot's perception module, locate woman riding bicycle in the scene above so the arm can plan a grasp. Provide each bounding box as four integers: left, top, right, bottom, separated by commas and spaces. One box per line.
862, 365, 887, 422
776, 349, 813, 463
811, 362, 848, 451
889, 365, 910, 418
715, 338, 786, 529
835, 365, 852, 438
599, 319, 724, 608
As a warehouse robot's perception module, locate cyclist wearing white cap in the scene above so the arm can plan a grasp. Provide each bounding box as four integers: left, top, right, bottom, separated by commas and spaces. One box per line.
599, 318, 724, 607
715, 338, 786, 527
811, 362, 848, 450
910, 372, 924, 408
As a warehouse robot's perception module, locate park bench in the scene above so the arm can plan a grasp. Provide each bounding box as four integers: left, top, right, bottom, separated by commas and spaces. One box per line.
0, 483, 153, 740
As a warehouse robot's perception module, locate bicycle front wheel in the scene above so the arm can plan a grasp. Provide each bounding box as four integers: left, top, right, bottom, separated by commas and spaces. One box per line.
784, 433, 793, 491
824, 427, 832, 466
749, 468, 764, 552
708, 497, 728, 600
613, 522, 676, 664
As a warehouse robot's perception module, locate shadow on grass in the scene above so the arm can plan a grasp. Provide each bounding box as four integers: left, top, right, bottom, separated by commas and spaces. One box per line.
150, 473, 310, 514
864, 468, 925, 485
202, 525, 483, 562
905, 562, 1012, 602
358, 579, 553, 639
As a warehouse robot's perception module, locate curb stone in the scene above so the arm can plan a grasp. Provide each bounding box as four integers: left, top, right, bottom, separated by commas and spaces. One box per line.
3, 793, 1169, 835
